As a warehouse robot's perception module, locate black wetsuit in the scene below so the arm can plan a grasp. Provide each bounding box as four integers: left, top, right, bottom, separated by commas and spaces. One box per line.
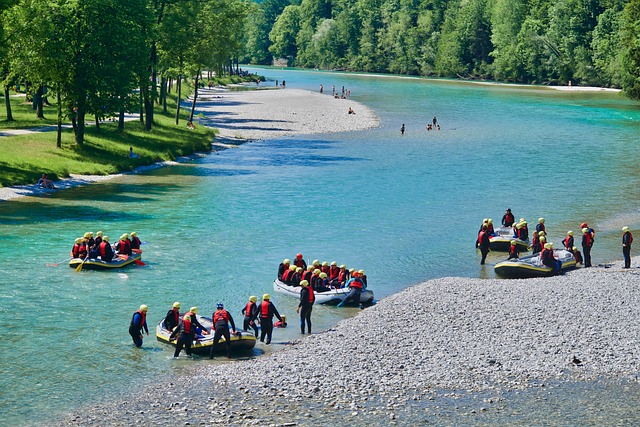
170, 318, 196, 357
477, 230, 491, 265
277, 263, 289, 280
129, 310, 148, 348
582, 232, 593, 267
164, 308, 180, 331
623, 231, 633, 268
210, 309, 236, 358
258, 300, 282, 345
242, 301, 258, 337
298, 286, 315, 334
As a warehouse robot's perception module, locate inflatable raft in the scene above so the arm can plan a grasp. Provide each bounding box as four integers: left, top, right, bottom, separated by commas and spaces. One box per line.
156, 315, 256, 356
494, 249, 577, 279
68, 252, 142, 270
273, 279, 374, 305
488, 227, 529, 251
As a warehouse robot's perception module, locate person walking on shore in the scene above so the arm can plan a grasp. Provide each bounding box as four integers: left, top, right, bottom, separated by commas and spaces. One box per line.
297, 280, 315, 334
258, 294, 283, 345
477, 225, 491, 265
129, 304, 149, 348
242, 296, 259, 337
209, 303, 236, 359
582, 227, 594, 267
622, 226, 633, 268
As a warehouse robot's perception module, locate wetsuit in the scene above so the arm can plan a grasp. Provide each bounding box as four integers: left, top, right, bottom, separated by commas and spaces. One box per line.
530, 234, 541, 254
258, 300, 282, 345
339, 277, 363, 307
623, 231, 633, 268
293, 258, 307, 270
277, 263, 289, 280
477, 230, 491, 265
502, 212, 515, 227
563, 236, 574, 251
298, 286, 315, 334
242, 301, 258, 337
164, 308, 180, 331
170, 317, 196, 357
541, 249, 558, 270
129, 310, 148, 348
536, 223, 545, 234
508, 244, 519, 260
582, 232, 593, 267
519, 225, 529, 242
131, 236, 141, 250
290, 271, 301, 287
210, 309, 236, 358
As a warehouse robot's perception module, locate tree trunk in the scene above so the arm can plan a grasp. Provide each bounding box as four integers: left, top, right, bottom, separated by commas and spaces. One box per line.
56, 91, 62, 148
95, 114, 100, 131
143, 83, 153, 131
162, 78, 167, 113
35, 85, 44, 118
167, 78, 172, 94
175, 74, 182, 125
75, 97, 86, 146
4, 85, 14, 121
118, 106, 125, 132
139, 79, 144, 125
188, 70, 200, 124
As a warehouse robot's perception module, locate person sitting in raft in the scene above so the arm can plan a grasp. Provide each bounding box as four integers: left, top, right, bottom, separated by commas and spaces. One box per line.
97, 236, 114, 261
165, 302, 181, 332
328, 261, 339, 282
358, 270, 368, 288
314, 272, 331, 293
293, 253, 307, 270
128, 147, 139, 158
282, 265, 296, 285
487, 219, 495, 236
530, 231, 541, 254
278, 258, 291, 280
94, 231, 103, 247
508, 240, 520, 260
536, 218, 546, 234
291, 267, 303, 287
71, 238, 85, 259
85, 232, 95, 249
320, 261, 330, 275
563, 231, 574, 250
502, 208, 515, 227
242, 296, 259, 338
301, 265, 313, 284
540, 243, 561, 271
130, 232, 141, 250
337, 271, 364, 307
572, 246, 583, 265
310, 268, 322, 290
115, 233, 132, 256
37, 173, 56, 189
209, 303, 236, 359
331, 264, 349, 288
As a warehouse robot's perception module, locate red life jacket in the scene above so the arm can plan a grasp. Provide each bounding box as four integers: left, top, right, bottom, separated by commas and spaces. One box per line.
99, 241, 109, 257
282, 269, 293, 281
532, 235, 540, 245
213, 310, 230, 324
477, 230, 486, 244
131, 237, 141, 249
294, 259, 305, 268
72, 244, 81, 258
349, 278, 363, 289
244, 302, 255, 317
629, 233, 634, 244
329, 266, 339, 280
487, 224, 495, 234
183, 316, 192, 334
135, 310, 146, 327
307, 287, 315, 303
584, 233, 593, 246
301, 270, 312, 282
509, 245, 517, 256
260, 301, 270, 318
171, 309, 179, 326
563, 236, 572, 248
338, 270, 347, 282
321, 265, 330, 274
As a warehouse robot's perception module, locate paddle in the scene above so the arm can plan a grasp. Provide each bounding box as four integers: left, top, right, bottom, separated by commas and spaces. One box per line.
46, 257, 72, 267
135, 259, 146, 266
75, 257, 87, 272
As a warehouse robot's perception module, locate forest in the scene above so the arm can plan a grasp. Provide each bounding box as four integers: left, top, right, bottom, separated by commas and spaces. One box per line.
242, 0, 640, 98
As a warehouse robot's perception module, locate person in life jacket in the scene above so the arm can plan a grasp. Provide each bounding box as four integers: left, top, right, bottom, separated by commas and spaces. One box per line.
98, 236, 115, 261
129, 304, 149, 348
209, 303, 236, 359
94, 231, 103, 247
518, 220, 529, 241
310, 269, 322, 290
540, 242, 559, 270
581, 227, 594, 267
502, 208, 515, 227
530, 231, 541, 254
563, 231, 574, 251
293, 253, 307, 270
622, 226, 633, 268
311, 259, 321, 272
478, 218, 489, 234
278, 259, 291, 280
296, 280, 315, 334
328, 261, 340, 282
130, 232, 141, 250
320, 261, 330, 275
508, 240, 520, 260
169, 314, 197, 357
337, 271, 364, 307
71, 238, 84, 259
290, 267, 302, 287
241, 296, 259, 337
281, 265, 296, 285
477, 225, 491, 265
486, 219, 495, 236
164, 301, 181, 332
115, 234, 132, 256
257, 294, 283, 345
358, 270, 368, 288
314, 272, 331, 293
85, 232, 95, 250
536, 218, 546, 234
184, 306, 210, 335
301, 266, 313, 284
332, 265, 349, 288
572, 246, 583, 265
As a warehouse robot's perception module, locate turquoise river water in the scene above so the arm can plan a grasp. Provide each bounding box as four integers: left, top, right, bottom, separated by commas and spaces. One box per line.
2, 67, 640, 424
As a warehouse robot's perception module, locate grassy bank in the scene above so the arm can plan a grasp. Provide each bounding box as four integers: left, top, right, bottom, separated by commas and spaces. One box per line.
0, 76, 258, 188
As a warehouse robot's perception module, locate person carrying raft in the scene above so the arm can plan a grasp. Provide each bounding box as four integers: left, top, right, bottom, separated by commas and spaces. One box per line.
297, 280, 315, 334
209, 303, 236, 359
242, 296, 259, 338
337, 271, 365, 308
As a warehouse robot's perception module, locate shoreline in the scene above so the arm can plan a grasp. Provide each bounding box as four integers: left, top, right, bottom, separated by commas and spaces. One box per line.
58, 259, 640, 426
0, 87, 380, 203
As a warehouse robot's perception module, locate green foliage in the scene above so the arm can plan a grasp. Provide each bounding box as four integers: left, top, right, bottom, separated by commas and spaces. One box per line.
621, 0, 640, 98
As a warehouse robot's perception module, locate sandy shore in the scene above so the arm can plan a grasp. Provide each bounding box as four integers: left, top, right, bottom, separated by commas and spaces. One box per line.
58, 260, 640, 426
0, 87, 379, 202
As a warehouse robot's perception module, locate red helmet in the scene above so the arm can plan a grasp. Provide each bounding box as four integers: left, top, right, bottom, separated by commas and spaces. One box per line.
580, 222, 588, 229
296, 253, 303, 259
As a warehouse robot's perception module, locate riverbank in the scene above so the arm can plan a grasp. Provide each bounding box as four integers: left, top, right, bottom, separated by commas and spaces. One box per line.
58, 260, 640, 426
0, 87, 379, 202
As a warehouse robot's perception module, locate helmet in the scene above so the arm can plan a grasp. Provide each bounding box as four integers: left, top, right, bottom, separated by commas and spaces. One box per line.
120, 234, 128, 240
103, 236, 109, 242
519, 218, 525, 223
567, 230, 574, 236
539, 231, 546, 236
516, 223, 522, 229
296, 267, 302, 272
487, 218, 493, 224
75, 238, 82, 244
139, 304, 148, 312
330, 261, 337, 266
130, 232, 137, 237
296, 253, 303, 259
313, 269, 321, 275
249, 296, 257, 303
289, 265, 296, 271
510, 240, 517, 245
339, 265, 346, 269
284, 259, 290, 264
506, 208, 511, 212
538, 218, 545, 224
183, 314, 191, 322
521, 221, 527, 225
216, 303, 224, 309
352, 271, 360, 277
622, 226, 630, 232
544, 243, 552, 250
322, 261, 328, 267
96, 231, 103, 237
89, 232, 93, 237
189, 306, 198, 314
483, 218, 488, 223
549, 242, 554, 248
580, 222, 588, 229
312, 259, 320, 266
572, 246, 578, 251
540, 236, 546, 242
172, 302, 180, 309
349, 268, 355, 273
300, 280, 309, 287
319, 272, 327, 278
307, 265, 314, 271
358, 269, 365, 275
582, 227, 589, 234
84, 232, 91, 239
263, 294, 270, 300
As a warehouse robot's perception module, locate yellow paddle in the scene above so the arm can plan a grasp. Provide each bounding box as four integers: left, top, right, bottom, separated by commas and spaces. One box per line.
75, 257, 87, 272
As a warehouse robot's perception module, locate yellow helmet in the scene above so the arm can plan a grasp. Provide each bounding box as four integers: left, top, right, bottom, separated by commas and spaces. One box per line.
538, 218, 545, 224
249, 295, 257, 303
75, 238, 83, 244
322, 261, 328, 267
539, 231, 546, 236
289, 265, 296, 271
519, 218, 525, 223
487, 218, 493, 224
312, 259, 320, 266
313, 269, 321, 275
84, 232, 91, 239
349, 268, 355, 273
130, 232, 137, 237
96, 231, 103, 237
296, 267, 303, 272
549, 242, 554, 248
189, 306, 198, 314
283, 258, 290, 264
540, 236, 546, 242
339, 264, 346, 269
582, 227, 589, 234
139, 304, 148, 312
172, 302, 180, 309
319, 272, 327, 278
307, 265, 314, 271
183, 314, 191, 322
483, 218, 488, 223
572, 246, 578, 251
103, 236, 109, 242
516, 223, 523, 229
358, 269, 365, 275
300, 280, 309, 287
263, 294, 270, 300
544, 243, 552, 250
120, 234, 128, 240
89, 232, 94, 237
330, 261, 337, 266
567, 230, 574, 236
622, 226, 630, 232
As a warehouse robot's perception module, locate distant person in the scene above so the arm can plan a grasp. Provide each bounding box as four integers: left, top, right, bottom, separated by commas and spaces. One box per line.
297, 280, 315, 334
282, 80, 285, 88
128, 147, 139, 158
209, 303, 236, 359
319, 84, 323, 93
129, 304, 149, 348
257, 294, 283, 345
582, 227, 594, 267
331, 85, 335, 96
501, 208, 515, 227
622, 226, 633, 268
37, 173, 55, 189
432, 116, 437, 127
348, 107, 355, 115
164, 301, 181, 332
401, 124, 405, 135
477, 225, 491, 265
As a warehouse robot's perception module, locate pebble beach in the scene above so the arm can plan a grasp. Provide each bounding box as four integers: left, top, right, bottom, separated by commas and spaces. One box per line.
58, 260, 640, 426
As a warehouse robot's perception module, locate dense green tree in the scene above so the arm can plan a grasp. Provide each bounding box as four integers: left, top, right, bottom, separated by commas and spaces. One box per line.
621, 0, 640, 98
269, 4, 302, 60
491, 0, 528, 81
592, 7, 624, 87
244, 0, 294, 64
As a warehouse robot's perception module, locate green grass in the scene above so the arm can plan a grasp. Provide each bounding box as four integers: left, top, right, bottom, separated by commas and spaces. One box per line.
0, 92, 60, 128
0, 83, 217, 188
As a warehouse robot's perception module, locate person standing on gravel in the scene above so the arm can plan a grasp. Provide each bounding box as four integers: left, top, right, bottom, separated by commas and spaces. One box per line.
242, 296, 259, 337
582, 227, 594, 267
297, 280, 315, 334
622, 226, 633, 268
209, 303, 236, 359
258, 294, 283, 345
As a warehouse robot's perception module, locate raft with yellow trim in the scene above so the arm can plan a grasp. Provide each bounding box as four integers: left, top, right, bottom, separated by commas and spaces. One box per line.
68, 252, 142, 270
156, 315, 256, 356
488, 227, 529, 252
494, 249, 577, 279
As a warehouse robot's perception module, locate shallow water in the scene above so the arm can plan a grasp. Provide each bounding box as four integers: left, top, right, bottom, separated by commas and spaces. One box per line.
1, 67, 640, 423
